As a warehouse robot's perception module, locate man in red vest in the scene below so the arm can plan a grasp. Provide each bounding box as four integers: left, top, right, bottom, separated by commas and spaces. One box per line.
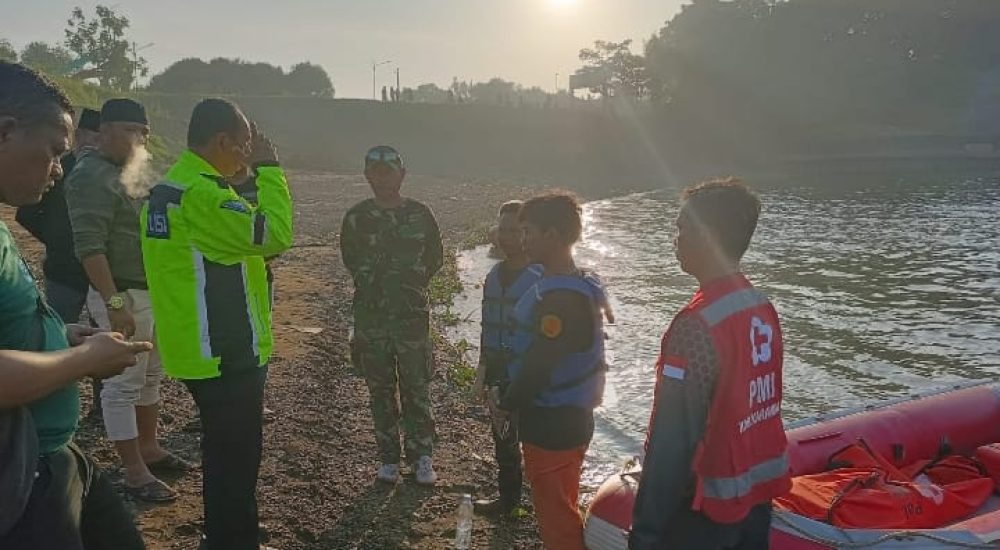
630, 178, 791, 550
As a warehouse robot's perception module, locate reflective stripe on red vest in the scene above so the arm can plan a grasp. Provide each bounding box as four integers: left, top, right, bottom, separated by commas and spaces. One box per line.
650, 274, 791, 524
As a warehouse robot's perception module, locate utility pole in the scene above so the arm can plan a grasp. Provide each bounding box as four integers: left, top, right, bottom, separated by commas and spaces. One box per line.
372, 60, 391, 100
395, 67, 400, 100
131, 42, 153, 92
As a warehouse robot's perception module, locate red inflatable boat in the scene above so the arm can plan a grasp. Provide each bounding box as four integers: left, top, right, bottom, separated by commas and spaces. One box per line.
585, 380, 1000, 549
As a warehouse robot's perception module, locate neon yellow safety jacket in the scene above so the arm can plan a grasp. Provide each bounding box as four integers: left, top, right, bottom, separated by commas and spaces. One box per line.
141, 150, 293, 380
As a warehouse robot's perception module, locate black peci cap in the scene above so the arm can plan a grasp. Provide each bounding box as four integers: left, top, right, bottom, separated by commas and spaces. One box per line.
100, 98, 148, 125
77, 108, 100, 132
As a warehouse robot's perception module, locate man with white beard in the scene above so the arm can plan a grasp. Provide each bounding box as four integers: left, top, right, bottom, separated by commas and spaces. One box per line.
65, 98, 190, 503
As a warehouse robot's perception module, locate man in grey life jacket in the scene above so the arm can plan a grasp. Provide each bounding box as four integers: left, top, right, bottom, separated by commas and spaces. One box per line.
630, 179, 790, 549
495, 192, 607, 550
472, 200, 543, 517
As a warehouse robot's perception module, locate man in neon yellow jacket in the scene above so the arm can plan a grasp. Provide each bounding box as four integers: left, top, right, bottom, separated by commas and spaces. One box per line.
141, 98, 292, 550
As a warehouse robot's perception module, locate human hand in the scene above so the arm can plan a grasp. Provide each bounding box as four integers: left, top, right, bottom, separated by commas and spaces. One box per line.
472, 365, 487, 404
107, 308, 136, 339
77, 332, 153, 379
65, 324, 103, 347
247, 121, 278, 165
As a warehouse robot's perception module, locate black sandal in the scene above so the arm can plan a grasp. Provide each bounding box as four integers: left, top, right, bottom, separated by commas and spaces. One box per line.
125, 479, 177, 503
146, 452, 195, 474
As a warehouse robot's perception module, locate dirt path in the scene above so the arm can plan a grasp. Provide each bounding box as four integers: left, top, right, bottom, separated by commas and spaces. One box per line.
5, 172, 545, 549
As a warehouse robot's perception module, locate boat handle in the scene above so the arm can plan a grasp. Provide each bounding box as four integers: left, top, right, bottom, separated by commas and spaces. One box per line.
796, 431, 843, 444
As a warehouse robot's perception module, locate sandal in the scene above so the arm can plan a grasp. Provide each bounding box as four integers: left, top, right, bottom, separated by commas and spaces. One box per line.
125, 479, 177, 503
146, 452, 195, 474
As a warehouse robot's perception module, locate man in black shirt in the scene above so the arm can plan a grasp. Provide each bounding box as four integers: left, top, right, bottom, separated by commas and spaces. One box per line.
15, 107, 100, 323
497, 192, 607, 550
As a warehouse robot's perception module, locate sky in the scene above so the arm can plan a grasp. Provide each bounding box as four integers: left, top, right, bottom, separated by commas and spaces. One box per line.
3, 0, 686, 98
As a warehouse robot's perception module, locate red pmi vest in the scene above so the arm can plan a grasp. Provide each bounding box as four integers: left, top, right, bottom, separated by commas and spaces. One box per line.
650, 274, 792, 524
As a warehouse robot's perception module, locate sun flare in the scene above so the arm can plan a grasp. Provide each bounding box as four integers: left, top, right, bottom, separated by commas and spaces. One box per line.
547, 0, 580, 10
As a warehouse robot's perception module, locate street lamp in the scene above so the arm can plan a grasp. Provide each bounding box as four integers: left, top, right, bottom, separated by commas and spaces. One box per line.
372, 60, 392, 100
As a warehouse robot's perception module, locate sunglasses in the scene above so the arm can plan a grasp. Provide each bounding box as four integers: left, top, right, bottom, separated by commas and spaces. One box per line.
365, 148, 402, 167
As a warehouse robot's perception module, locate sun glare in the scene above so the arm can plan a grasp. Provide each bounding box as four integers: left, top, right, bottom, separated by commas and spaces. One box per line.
547, 0, 580, 10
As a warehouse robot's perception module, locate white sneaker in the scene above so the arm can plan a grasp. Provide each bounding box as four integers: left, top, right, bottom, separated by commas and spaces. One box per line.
414, 456, 437, 486
376, 463, 400, 483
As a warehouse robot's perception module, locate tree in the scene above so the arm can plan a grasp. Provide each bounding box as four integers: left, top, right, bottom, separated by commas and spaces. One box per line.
634, 0, 1000, 143
20, 42, 74, 76
0, 39, 17, 62
469, 78, 519, 106
412, 83, 450, 104
64, 5, 147, 90
286, 62, 334, 97
147, 58, 208, 93
149, 57, 332, 96
575, 39, 649, 99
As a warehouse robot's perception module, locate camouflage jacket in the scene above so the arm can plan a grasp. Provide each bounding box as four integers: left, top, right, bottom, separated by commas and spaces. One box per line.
340, 198, 443, 322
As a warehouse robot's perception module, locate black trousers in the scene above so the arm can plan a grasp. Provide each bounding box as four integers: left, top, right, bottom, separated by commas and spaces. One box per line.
490, 398, 523, 507
0, 443, 145, 550
660, 503, 773, 550
184, 366, 267, 550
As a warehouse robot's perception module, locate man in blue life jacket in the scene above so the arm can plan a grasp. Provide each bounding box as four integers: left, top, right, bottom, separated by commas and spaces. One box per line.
495, 192, 607, 550
472, 200, 543, 517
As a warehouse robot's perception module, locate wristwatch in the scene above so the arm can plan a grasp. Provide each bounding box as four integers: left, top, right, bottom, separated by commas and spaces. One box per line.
106, 293, 126, 311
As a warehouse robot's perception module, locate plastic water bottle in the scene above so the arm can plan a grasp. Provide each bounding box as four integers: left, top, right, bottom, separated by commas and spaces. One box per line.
454, 493, 473, 549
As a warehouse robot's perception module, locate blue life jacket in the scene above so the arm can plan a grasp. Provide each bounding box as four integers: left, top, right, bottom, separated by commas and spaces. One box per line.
481, 263, 544, 368
507, 271, 607, 409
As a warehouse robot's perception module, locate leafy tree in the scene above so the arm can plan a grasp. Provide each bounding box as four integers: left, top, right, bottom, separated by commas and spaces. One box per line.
0, 39, 17, 62
21, 41, 74, 76
411, 83, 450, 103
469, 78, 518, 106
640, 0, 1000, 135
575, 40, 649, 99
64, 5, 147, 90
147, 58, 208, 93
149, 57, 335, 97
286, 62, 334, 97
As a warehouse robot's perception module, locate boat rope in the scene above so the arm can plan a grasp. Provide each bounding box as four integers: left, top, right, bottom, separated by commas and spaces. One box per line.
773, 513, 998, 549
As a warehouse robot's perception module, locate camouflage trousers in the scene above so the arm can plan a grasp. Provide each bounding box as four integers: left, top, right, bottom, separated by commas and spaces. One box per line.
352, 316, 436, 465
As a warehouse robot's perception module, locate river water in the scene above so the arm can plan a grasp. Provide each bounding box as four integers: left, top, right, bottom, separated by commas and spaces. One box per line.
445, 179, 1000, 484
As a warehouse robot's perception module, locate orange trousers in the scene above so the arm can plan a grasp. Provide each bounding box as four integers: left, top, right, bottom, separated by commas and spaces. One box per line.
523, 443, 588, 550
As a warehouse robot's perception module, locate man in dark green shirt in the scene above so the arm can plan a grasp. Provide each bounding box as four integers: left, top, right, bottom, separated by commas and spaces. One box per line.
66, 98, 184, 503
341, 146, 443, 486
0, 60, 151, 550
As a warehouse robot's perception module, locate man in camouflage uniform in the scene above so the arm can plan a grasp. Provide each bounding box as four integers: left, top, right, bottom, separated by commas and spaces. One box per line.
340, 146, 443, 485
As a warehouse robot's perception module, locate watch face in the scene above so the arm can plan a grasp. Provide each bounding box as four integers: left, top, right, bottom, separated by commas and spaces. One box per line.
108, 295, 125, 310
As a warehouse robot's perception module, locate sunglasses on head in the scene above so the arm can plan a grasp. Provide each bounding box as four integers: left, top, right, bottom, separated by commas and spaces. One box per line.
366, 148, 402, 165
